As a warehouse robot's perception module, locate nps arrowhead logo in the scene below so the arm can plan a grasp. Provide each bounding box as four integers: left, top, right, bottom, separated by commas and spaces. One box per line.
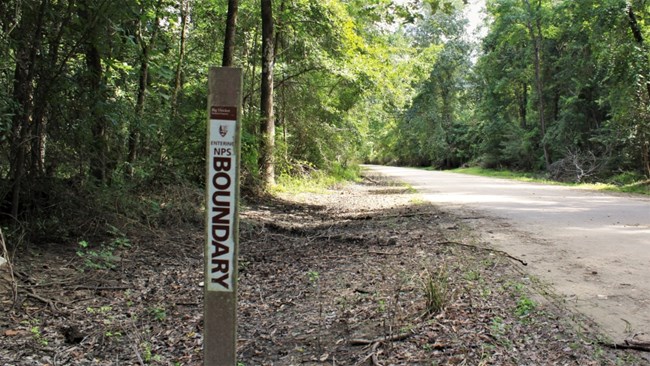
219, 125, 228, 137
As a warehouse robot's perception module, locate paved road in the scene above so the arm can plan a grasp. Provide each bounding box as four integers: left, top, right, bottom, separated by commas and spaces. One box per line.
364, 165, 650, 341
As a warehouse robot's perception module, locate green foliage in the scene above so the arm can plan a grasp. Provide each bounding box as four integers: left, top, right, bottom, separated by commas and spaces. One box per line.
453, 166, 650, 195
374, 5, 477, 169
515, 296, 537, 318
142, 341, 153, 363
453, 167, 544, 182
30, 326, 48, 346
421, 267, 451, 316
604, 180, 650, 195
86, 305, 113, 314
76, 240, 117, 271
76, 226, 131, 271
1, 0, 649, 241
273, 162, 359, 194
608, 171, 645, 186
307, 270, 320, 286
490, 316, 507, 336
468, 0, 650, 176
149, 306, 167, 321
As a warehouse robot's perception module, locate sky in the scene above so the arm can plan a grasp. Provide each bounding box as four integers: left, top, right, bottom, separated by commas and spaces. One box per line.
383, 0, 489, 46
463, 0, 488, 40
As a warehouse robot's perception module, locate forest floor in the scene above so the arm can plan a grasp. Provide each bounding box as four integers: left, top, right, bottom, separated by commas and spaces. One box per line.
0, 173, 646, 365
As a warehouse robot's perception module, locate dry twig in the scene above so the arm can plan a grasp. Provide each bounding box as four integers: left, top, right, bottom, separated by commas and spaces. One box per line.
131, 342, 146, 366
21, 288, 62, 312
351, 332, 412, 345
352, 333, 411, 366
600, 333, 650, 352
436, 241, 528, 266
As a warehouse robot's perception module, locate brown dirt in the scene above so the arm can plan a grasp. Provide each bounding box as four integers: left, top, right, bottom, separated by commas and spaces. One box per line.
0, 174, 644, 365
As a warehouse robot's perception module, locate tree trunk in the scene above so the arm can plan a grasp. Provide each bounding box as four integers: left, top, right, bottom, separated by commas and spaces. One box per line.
78, 0, 109, 184
126, 51, 147, 178
523, 0, 550, 170
30, 29, 60, 178
85, 42, 107, 183
127, 0, 162, 179
8, 0, 47, 217
260, 0, 275, 187
246, 25, 259, 119
627, 5, 650, 99
222, 0, 238, 67
171, 0, 190, 118
626, 4, 650, 176
30, 85, 47, 177
272, 0, 286, 161
519, 82, 528, 129
9, 49, 33, 218
28, 1, 69, 179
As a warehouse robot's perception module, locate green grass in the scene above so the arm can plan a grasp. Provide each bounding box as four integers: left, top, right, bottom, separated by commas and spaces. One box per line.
451, 167, 650, 196
602, 180, 650, 195
403, 183, 418, 193
272, 164, 361, 194
451, 167, 549, 183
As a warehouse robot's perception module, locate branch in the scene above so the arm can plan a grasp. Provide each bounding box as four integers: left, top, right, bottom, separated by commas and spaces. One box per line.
627, 5, 644, 44
242, 66, 323, 103
435, 241, 528, 266
603, 333, 650, 352
350, 332, 411, 346
352, 333, 411, 366
275, 66, 323, 89
626, 4, 650, 99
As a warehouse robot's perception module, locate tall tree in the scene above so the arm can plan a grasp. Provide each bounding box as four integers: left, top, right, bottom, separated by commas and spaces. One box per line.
171, 0, 191, 117
259, 0, 275, 187
79, 0, 110, 184
625, 3, 650, 176
8, 0, 47, 216
127, 0, 163, 178
222, 0, 239, 67
523, 0, 550, 170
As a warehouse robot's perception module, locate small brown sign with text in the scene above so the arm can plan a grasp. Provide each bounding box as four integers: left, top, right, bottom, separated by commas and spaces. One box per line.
210, 106, 237, 120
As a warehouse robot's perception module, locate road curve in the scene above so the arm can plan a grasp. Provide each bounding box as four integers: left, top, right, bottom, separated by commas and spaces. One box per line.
364, 164, 650, 342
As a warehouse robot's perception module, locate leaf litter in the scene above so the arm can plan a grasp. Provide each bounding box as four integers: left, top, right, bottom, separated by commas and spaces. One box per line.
0, 174, 644, 365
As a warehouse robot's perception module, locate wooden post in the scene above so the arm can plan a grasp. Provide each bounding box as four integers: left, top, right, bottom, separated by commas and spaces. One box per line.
205, 67, 242, 365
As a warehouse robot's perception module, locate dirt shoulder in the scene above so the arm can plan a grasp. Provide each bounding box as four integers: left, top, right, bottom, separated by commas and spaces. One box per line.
0, 174, 645, 365
363, 164, 650, 344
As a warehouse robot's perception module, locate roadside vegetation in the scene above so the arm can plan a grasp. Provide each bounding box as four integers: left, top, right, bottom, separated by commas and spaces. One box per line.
271, 163, 361, 194
451, 167, 650, 196
2, 1, 649, 246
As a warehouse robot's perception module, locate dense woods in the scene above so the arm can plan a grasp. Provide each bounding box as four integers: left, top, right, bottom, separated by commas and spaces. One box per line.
380, 0, 650, 184
0, 0, 649, 231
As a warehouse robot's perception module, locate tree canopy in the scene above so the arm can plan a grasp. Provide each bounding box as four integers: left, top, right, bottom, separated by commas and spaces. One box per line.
1, 0, 649, 222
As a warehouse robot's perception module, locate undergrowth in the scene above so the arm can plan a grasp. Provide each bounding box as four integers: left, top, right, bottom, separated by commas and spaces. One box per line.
451, 167, 650, 196
2, 162, 360, 253
1, 178, 203, 254
272, 163, 361, 194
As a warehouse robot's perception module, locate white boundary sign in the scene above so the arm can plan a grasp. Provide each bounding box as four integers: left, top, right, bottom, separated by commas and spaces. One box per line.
206, 106, 238, 292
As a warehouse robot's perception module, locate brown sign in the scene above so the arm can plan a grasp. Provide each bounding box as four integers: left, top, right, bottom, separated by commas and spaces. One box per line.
210, 106, 237, 120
